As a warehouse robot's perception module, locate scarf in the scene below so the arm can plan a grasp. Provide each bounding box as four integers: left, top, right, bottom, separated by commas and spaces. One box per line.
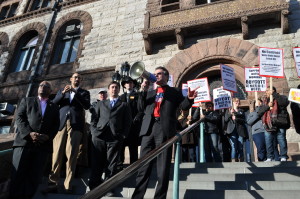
262, 97, 278, 132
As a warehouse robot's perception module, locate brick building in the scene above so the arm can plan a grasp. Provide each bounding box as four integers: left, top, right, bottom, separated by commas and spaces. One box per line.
0, 0, 300, 144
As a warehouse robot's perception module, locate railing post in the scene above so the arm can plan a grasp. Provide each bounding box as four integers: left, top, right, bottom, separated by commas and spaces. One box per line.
173, 135, 181, 199
199, 122, 205, 163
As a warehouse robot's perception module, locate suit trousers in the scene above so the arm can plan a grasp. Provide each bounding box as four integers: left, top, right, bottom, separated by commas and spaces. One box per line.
89, 130, 123, 190
49, 119, 82, 190
132, 119, 172, 199
10, 146, 48, 199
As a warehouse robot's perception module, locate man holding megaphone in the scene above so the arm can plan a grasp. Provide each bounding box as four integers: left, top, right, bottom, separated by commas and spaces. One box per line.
132, 66, 197, 199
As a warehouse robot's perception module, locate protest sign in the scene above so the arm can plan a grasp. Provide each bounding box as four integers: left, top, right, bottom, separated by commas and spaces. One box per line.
259, 47, 284, 78
293, 47, 300, 78
288, 88, 300, 104
187, 77, 211, 104
244, 67, 267, 92
213, 87, 232, 110
220, 64, 237, 92
182, 83, 188, 97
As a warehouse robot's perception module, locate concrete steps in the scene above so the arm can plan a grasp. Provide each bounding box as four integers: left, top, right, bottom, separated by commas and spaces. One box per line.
33, 161, 300, 199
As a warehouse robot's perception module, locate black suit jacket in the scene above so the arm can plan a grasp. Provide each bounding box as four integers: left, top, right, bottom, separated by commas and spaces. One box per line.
13, 97, 60, 151
120, 91, 139, 119
53, 87, 90, 131
138, 86, 193, 138
90, 99, 132, 139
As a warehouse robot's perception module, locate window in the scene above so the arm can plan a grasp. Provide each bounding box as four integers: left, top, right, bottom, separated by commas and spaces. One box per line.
51, 20, 81, 65
161, 0, 180, 12
10, 33, 38, 72
29, 0, 51, 11
0, 2, 18, 20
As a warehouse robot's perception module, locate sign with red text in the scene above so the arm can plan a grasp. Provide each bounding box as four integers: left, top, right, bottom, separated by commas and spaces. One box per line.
221, 64, 237, 92
187, 77, 211, 103
259, 47, 284, 78
245, 67, 267, 92
213, 87, 232, 110
293, 47, 300, 78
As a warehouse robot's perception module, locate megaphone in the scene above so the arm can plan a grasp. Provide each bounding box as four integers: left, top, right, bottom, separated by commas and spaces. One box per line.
129, 61, 157, 83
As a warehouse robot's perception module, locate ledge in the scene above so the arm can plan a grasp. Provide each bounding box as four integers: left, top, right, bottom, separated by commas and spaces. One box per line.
142, 0, 289, 54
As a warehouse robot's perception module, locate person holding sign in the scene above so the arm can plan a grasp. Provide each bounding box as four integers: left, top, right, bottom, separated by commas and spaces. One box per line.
225, 98, 248, 162
193, 102, 222, 162
247, 98, 267, 161
262, 87, 290, 162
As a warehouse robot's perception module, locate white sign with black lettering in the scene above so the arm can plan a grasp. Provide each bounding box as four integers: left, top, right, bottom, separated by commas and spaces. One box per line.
220, 64, 237, 93
245, 67, 267, 92
213, 87, 232, 110
187, 77, 211, 103
259, 47, 284, 78
293, 47, 300, 78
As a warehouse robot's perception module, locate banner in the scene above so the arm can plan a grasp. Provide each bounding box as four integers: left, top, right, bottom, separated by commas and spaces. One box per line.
187, 77, 211, 103
244, 67, 267, 92
288, 88, 300, 104
220, 64, 237, 92
293, 47, 300, 78
259, 47, 284, 78
213, 87, 232, 110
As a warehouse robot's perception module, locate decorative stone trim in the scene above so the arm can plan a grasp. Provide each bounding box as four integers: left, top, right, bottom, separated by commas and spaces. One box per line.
241, 16, 249, 40
175, 28, 184, 50
1, 22, 47, 83
0, 32, 9, 54
281, 9, 289, 34
43, 10, 93, 76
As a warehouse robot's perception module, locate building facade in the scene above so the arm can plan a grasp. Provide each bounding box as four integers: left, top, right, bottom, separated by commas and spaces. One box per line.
0, 0, 300, 142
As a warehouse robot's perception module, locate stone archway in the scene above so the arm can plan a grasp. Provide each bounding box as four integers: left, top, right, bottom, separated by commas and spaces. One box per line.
165, 37, 289, 101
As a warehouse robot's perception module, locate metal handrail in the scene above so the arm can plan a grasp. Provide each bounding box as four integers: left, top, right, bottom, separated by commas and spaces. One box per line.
79, 119, 201, 199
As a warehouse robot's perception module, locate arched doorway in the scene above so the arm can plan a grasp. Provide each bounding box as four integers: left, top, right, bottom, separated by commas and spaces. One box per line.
165, 37, 290, 105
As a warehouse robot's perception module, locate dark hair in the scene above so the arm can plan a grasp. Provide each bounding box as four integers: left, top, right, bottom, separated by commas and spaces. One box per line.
155, 66, 169, 77
272, 86, 276, 93
297, 84, 300, 89
205, 102, 213, 106
108, 81, 120, 89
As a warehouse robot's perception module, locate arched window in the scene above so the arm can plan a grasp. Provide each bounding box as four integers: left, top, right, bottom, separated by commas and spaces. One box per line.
26, 0, 51, 12
10, 32, 38, 72
51, 20, 81, 65
161, 0, 180, 12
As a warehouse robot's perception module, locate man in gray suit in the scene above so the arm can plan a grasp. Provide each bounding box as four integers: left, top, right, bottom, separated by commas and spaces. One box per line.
10, 81, 59, 199
89, 81, 131, 191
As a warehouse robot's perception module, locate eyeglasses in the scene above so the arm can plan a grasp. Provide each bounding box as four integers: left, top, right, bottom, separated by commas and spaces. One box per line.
154, 72, 163, 76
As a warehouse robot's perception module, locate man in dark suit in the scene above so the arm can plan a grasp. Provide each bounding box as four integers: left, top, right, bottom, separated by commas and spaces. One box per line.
89, 81, 131, 191
47, 72, 90, 193
132, 67, 197, 199
9, 81, 60, 199
119, 77, 141, 166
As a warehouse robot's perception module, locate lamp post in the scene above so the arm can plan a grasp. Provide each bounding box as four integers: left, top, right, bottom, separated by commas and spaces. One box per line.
112, 70, 121, 83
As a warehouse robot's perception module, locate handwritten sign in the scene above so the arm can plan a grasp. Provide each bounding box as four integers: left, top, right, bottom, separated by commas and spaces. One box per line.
187, 77, 211, 103
259, 47, 284, 78
245, 67, 267, 92
221, 64, 237, 92
293, 47, 300, 78
289, 88, 300, 104
213, 87, 232, 110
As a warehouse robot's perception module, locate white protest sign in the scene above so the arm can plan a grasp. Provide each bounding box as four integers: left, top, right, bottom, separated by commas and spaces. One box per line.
288, 88, 300, 104
187, 77, 211, 103
293, 47, 300, 78
182, 83, 188, 97
244, 67, 267, 92
220, 64, 237, 93
259, 47, 284, 78
213, 87, 232, 110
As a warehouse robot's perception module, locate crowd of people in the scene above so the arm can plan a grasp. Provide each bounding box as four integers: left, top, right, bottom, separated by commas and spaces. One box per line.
8, 68, 299, 199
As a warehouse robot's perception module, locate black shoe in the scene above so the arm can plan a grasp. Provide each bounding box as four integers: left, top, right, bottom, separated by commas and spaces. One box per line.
64, 189, 73, 194
41, 185, 58, 194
